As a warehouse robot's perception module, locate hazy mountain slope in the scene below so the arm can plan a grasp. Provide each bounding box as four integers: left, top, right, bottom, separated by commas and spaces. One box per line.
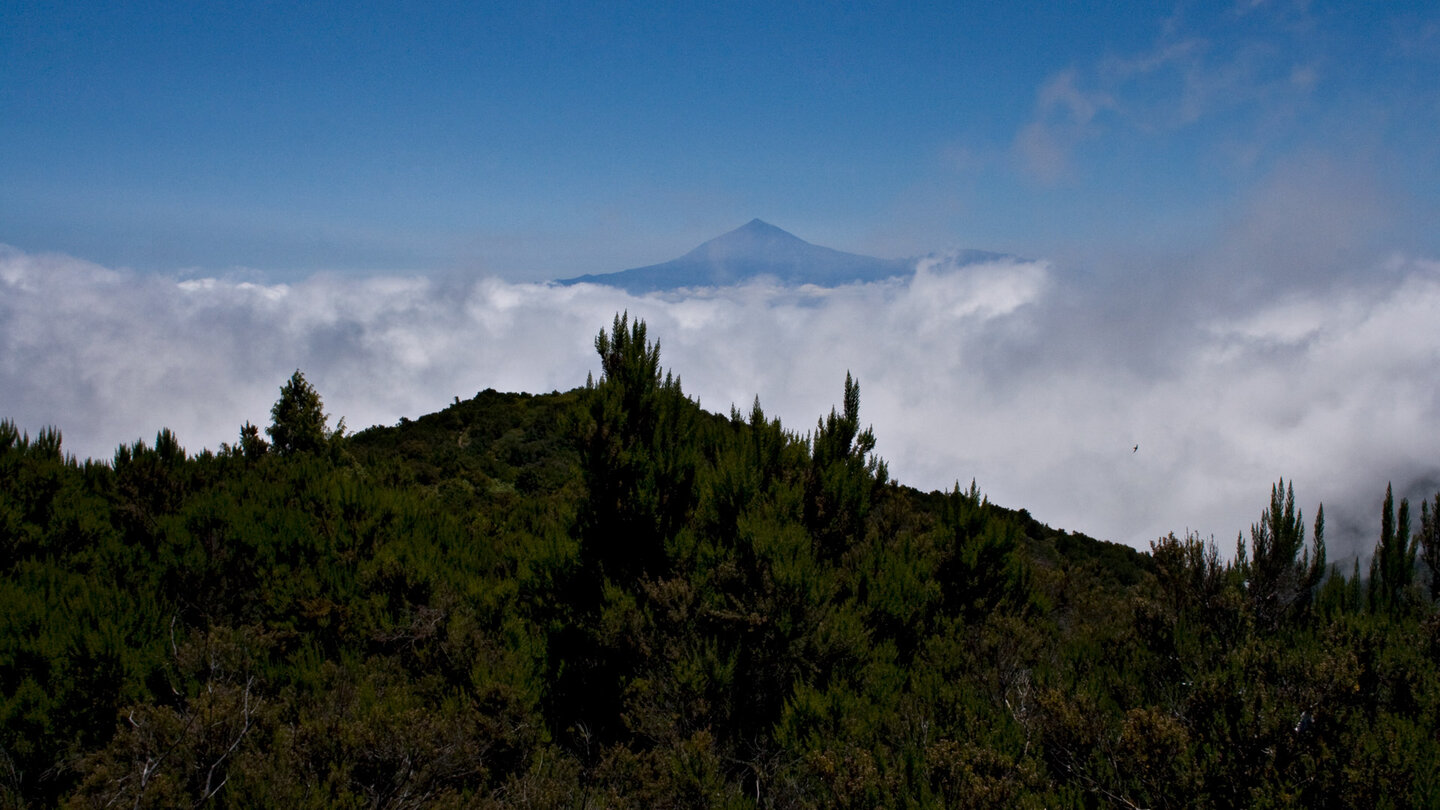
559, 219, 965, 291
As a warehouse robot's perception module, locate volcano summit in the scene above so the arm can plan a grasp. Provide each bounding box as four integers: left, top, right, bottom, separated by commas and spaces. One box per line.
557, 219, 1003, 293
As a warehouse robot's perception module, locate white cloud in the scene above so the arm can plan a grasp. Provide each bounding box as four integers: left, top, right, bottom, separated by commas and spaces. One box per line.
1013, 68, 1116, 182
3, 243, 1437, 558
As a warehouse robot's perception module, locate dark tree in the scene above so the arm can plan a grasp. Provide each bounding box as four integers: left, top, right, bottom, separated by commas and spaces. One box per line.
1420, 494, 1440, 601
804, 372, 887, 558
555, 314, 701, 745
266, 371, 341, 456
237, 421, 268, 460
1238, 479, 1325, 629
1370, 483, 1416, 611
937, 479, 1032, 619
579, 312, 696, 582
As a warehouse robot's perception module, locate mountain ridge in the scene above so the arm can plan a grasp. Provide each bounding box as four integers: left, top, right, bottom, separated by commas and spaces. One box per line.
558, 219, 1002, 292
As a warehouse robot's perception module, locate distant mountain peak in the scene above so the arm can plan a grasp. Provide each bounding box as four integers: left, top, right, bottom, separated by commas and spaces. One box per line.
557, 220, 913, 293
735, 218, 790, 236
680, 220, 819, 260
555, 220, 1009, 293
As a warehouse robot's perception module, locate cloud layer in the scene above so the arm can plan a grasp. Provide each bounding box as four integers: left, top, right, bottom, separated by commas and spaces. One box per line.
4, 243, 1438, 556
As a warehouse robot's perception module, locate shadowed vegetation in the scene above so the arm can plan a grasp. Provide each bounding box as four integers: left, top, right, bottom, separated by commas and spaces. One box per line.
3, 316, 1438, 807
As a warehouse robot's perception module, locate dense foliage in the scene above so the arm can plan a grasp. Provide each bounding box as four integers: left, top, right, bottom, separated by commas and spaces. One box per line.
3, 315, 1439, 807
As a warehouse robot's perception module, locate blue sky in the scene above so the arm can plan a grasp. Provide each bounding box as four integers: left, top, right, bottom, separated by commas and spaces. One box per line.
6, 1, 1437, 279
5, 2, 1440, 552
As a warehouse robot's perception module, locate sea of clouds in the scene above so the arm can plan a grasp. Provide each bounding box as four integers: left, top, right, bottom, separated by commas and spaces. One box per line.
4, 242, 1439, 557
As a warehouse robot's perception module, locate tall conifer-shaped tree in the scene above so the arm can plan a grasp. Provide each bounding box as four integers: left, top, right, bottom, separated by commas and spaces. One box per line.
1420, 494, 1440, 601
1240, 479, 1326, 629
804, 372, 887, 558
579, 312, 697, 583
1370, 483, 1416, 611
266, 370, 342, 456
559, 313, 701, 744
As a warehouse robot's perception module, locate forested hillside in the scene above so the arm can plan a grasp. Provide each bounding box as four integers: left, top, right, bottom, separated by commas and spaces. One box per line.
4, 314, 1439, 808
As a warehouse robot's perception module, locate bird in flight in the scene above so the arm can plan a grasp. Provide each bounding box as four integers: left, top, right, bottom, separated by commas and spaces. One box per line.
1133, 445, 1139, 453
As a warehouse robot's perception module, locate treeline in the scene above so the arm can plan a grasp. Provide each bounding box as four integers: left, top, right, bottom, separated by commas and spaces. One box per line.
2, 314, 1439, 807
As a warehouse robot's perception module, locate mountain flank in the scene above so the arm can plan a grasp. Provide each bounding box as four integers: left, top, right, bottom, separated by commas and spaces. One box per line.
558, 219, 1005, 292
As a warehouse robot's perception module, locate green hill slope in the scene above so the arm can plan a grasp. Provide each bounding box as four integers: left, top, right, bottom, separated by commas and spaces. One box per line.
2, 315, 1437, 808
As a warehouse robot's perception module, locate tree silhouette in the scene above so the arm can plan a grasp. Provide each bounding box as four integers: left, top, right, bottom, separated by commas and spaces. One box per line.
266, 371, 340, 456
1370, 483, 1416, 611
1237, 479, 1326, 629
1420, 494, 1440, 601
